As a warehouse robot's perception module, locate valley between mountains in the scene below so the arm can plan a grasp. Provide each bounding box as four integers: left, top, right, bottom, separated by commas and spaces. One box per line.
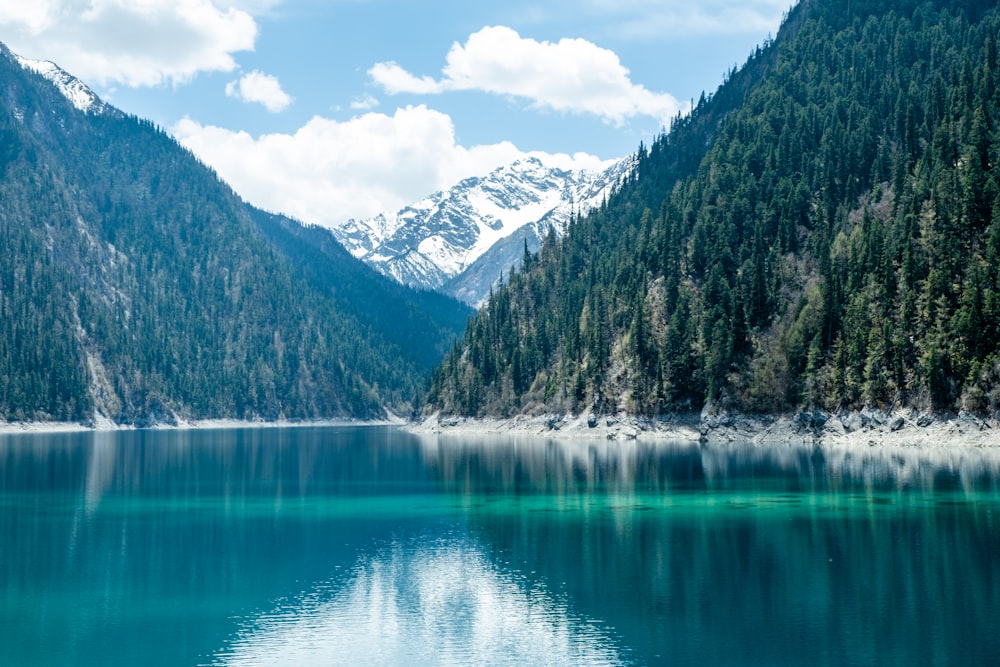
3, 0, 1000, 445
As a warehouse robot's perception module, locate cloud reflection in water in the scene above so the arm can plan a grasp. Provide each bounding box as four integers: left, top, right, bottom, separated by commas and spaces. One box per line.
212, 535, 626, 667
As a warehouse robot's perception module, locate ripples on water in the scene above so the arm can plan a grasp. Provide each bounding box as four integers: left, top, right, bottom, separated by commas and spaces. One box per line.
1, 427, 999, 666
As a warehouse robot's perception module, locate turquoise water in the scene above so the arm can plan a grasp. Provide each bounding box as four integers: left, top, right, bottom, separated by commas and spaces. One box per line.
1, 427, 999, 666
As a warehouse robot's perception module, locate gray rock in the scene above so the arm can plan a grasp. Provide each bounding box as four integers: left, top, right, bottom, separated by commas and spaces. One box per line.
958, 411, 985, 430
840, 413, 861, 432
794, 409, 828, 432
889, 416, 905, 432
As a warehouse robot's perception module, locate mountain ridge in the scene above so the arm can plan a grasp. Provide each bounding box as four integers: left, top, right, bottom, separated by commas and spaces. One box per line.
0, 41, 471, 425
13, 53, 109, 115
425, 0, 1000, 420
332, 155, 631, 305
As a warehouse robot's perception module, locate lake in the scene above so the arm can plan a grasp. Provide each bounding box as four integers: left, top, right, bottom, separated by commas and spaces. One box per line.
1, 426, 999, 666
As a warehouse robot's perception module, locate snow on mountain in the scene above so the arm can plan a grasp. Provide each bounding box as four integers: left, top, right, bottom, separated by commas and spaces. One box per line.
332, 155, 632, 306
14, 54, 108, 115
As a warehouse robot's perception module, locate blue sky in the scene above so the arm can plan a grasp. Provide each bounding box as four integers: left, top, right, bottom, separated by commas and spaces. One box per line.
1, 0, 788, 227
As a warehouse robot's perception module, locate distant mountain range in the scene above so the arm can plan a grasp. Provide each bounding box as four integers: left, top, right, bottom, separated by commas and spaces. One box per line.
14, 46, 632, 310
331, 156, 631, 305
15, 0, 999, 429
10, 47, 637, 310
0, 43, 471, 425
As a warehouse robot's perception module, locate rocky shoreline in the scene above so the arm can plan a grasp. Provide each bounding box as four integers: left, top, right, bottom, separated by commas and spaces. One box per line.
412, 408, 1000, 448
0, 416, 403, 436
5, 408, 998, 449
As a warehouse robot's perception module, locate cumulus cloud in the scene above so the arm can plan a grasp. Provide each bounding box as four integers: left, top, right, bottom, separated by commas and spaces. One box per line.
173, 105, 591, 225
369, 26, 682, 126
369, 62, 444, 96
225, 70, 292, 112
349, 94, 380, 111
0, 1, 56, 34
0, 0, 259, 87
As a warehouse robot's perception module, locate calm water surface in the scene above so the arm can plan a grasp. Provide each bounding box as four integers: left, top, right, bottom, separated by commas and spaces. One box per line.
1, 426, 999, 666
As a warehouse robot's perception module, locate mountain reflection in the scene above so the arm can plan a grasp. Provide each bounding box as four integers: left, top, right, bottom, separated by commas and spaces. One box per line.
212, 535, 624, 667
0, 427, 448, 667
414, 434, 1000, 666
0, 426, 436, 509
2, 428, 999, 666
414, 433, 1000, 496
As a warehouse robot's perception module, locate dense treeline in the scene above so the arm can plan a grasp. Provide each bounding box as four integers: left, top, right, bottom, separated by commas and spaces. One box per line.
0, 45, 470, 424
427, 0, 1000, 418
251, 210, 471, 375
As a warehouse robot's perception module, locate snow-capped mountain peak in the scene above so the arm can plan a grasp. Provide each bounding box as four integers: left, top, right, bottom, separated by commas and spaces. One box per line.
330, 154, 632, 305
14, 55, 108, 115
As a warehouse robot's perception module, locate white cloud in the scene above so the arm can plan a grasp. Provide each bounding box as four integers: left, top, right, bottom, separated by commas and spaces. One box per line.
0, 0, 259, 87
225, 70, 292, 112
349, 94, 380, 111
369, 26, 682, 126
173, 105, 574, 225
0, 1, 58, 34
369, 62, 445, 95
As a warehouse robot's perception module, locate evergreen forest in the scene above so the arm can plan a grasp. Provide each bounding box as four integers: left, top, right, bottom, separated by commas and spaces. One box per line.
0, 44, 471, 424
427, 0, 1000, 419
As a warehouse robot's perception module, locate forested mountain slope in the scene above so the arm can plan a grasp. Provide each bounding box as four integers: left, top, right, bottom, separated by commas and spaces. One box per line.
0, 44, 471, 425
426, 0, 1000, 419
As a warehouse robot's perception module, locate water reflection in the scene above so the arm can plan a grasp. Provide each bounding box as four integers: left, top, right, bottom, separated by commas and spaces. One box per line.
0, 427, 447, 667
0, 426, 436, 504
212, 534, 624, 667
414, 433, 1000, 496
414, 434, 1000, 666
2, 428, 1000, 666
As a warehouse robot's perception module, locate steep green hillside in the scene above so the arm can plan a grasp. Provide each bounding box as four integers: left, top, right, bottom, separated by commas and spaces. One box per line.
0, 45, 470, 424
427, 0, 1000, 418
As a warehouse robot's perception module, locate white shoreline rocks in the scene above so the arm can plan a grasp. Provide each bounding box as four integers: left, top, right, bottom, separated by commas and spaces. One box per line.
412, 408, 1000, 449
4, 408, 998, 450
0, 416, 404, 436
